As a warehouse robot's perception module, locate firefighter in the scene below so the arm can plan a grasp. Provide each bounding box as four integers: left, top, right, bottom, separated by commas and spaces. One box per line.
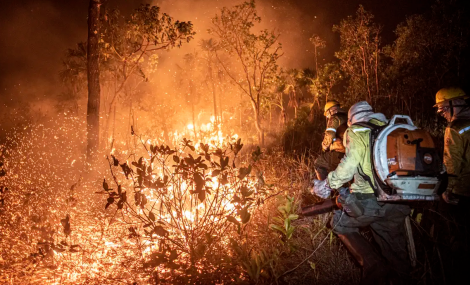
313, 100, 348, 180
313, 101, 411, 285
434, 87, 470, 203
434, 87, 470, 284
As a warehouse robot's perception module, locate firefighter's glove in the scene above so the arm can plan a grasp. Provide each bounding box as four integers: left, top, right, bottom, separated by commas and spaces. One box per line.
311, 179, 332, 199
442, 190, 459, 205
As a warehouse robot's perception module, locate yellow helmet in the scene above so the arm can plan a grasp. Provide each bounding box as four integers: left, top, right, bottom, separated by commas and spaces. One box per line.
434, 87, 468, 107
324, 100, 340, 116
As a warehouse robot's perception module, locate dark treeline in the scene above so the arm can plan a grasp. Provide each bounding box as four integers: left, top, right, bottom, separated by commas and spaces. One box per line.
284, 0, 470, 155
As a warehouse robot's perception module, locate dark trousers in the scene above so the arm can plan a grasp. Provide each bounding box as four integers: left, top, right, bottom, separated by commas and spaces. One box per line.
332, 198, 411, 276
437, 196, 470, 284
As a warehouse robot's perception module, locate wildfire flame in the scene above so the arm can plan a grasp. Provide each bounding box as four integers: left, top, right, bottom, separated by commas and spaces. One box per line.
0, 114, 264, 284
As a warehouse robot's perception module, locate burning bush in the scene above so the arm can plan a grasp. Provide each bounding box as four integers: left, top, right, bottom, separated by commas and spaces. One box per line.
98, 134, 272, 283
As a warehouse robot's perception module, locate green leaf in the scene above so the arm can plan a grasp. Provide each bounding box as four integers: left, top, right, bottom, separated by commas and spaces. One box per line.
288, 214, 299, 221
287, 226, 295, 239
416, 213, 422, 225
272, 217, 284, 224
278, 205, 288, 215
284, 217, 291, 231
269, 224, 286, 234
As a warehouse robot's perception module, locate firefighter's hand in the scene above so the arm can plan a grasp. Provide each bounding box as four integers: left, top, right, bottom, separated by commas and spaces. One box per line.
442, 190, 459, 205
311, 179, 332, 199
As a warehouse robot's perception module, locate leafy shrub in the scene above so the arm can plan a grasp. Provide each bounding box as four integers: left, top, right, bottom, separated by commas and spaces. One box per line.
100, 134, 272, 283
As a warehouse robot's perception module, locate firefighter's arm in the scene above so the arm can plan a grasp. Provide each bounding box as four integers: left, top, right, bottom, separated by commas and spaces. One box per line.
327, 129, 364, 189
322, 117, 339, 151
443, 127, 464, 192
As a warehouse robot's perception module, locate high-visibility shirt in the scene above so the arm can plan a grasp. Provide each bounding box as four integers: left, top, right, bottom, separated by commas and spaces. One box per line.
444, 118, 470, 197
328, 118, 387, 194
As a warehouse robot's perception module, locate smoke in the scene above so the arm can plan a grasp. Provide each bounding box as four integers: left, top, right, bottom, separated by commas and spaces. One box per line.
0, 0, 84, 136
150, 0, 327, 69
0, 0, 430, 142
0, 0, 333, 117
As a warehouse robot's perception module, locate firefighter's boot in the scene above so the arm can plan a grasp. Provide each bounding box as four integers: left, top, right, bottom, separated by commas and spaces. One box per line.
338, 232, 389, 285
315, 168, 328, 181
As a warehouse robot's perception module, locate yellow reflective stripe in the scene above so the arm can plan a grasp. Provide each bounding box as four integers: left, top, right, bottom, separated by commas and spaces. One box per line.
326, 128, 337, 132
352, 128, 370, 133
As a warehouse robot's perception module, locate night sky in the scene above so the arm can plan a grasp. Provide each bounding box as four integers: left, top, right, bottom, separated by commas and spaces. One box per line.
0, 0, 433, 110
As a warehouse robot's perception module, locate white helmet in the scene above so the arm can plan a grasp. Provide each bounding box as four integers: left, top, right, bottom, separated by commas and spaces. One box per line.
348, 101, 373, 125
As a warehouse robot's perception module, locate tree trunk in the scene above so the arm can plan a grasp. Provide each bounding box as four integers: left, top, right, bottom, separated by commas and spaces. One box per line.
218, 84, 223, 126
239, 92, 243, 130
250, 98, 263, 146
314, 45, 318, 77
191, 102, 196, 139
86, 0, 101, 161
209, 64, 218, 126
269, 103, 272, 133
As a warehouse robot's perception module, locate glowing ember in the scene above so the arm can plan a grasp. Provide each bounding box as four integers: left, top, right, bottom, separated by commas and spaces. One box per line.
0, 114, 270, 284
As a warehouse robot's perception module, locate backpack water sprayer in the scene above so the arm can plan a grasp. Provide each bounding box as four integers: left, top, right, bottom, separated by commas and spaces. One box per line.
303, 115, 443, 217
368, 115, 441, 201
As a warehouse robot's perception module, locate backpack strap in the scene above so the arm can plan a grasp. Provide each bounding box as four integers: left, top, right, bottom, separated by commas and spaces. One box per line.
353, 121, 382, 137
